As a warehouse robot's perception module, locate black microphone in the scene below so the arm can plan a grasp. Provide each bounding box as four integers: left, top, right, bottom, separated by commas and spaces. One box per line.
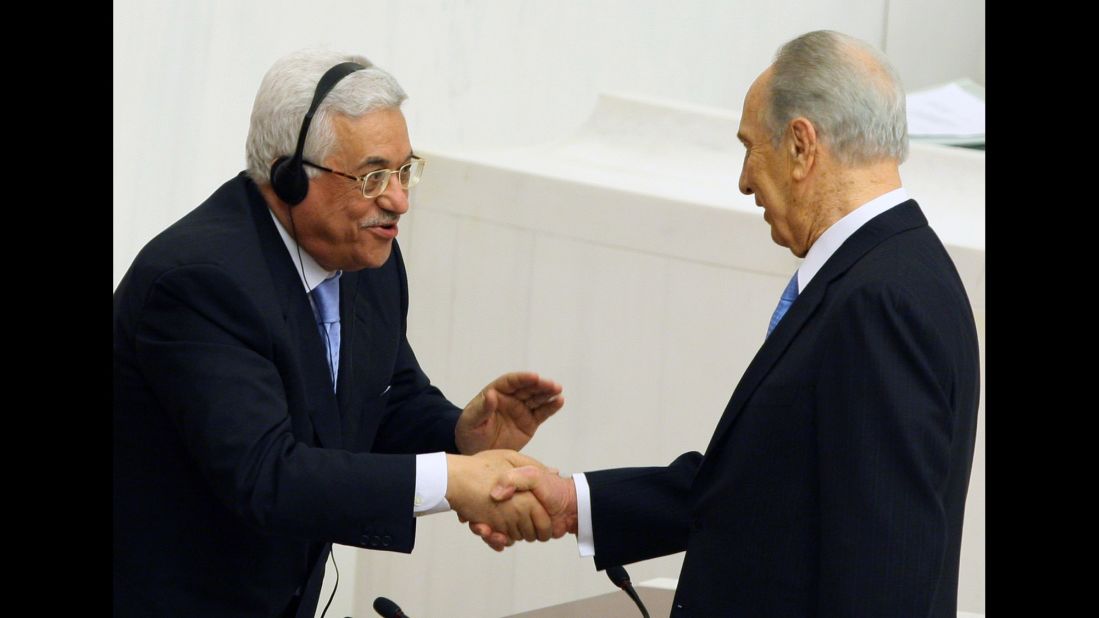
606, 565, 650, 618
372, 596, 410, 618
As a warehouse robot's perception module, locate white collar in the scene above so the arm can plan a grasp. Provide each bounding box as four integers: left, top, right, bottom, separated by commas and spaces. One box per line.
796, 187, 909, 292
268, 209, 339, 293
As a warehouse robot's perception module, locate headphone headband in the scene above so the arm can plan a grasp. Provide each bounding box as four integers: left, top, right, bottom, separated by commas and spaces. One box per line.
271, 61, 367, 205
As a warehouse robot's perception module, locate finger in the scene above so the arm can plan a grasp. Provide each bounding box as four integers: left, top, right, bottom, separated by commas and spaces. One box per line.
505, 386, 542, 401
471, 522, 513, 551
490, 372, 538, 395
492, 465, 542, 500
488, 459, 545, 502
482, 388, 498, 416
530, 396, 564, 424
490, 483, 516, 501
531, 501, 553, 542
492, 465, 541, 494
509, 493, 546, 542
503, 369, 542, 389
528, 393, 563, 410
497, 394, 561, 427
506, 515, 523, 542
487, 531, 512, 551
508, 382, 561, 402
520, 377, 563, 397
516, 508, 537, 542
496, 401, 541, 433
481, 531, 506, 552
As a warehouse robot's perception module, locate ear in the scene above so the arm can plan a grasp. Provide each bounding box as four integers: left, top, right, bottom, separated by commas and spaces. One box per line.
786, 117, 817, 181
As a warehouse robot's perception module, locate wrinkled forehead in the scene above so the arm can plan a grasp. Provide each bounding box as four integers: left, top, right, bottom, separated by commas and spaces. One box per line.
744, 67, 774, 113
328, 108, 412, 165
738, 67, 774, 139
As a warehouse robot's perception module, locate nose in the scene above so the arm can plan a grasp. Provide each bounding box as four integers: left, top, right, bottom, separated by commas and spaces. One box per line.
738, 163, 752, 196
377, 176, 410, 215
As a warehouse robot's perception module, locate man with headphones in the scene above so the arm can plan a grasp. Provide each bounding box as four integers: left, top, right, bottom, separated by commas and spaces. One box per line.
113, 49, 565, 617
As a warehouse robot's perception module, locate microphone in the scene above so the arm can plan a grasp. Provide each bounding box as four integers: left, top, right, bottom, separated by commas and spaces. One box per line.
372, 596, 411, 618
606, 565, 650, 618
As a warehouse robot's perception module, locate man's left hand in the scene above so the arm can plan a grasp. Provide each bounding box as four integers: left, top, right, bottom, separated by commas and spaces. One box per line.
455, 372, 563, 454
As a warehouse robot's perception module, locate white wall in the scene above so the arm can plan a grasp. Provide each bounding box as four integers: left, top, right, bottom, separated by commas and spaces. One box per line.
113, 0, 984, 288
886, 0, 986, 90
113, 2, 985, 616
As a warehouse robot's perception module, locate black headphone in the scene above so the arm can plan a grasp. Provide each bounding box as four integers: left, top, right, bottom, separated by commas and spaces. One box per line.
270, 61, 367, 206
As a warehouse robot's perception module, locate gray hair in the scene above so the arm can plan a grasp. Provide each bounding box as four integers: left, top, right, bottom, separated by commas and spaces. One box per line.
767, 30, 908, 165
245, 49, 408, 185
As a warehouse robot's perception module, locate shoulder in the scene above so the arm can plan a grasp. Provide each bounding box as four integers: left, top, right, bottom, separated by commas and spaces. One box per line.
115, 175, 274, 316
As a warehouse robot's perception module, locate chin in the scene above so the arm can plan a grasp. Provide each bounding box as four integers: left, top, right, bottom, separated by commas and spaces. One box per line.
356, 244, 393, 270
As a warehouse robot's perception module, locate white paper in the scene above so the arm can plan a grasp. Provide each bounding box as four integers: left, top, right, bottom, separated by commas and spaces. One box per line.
906, 82, 985, 138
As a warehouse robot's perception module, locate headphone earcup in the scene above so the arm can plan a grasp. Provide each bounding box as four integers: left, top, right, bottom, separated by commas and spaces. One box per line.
270, 62, 366, 207
270, 156, 310, 206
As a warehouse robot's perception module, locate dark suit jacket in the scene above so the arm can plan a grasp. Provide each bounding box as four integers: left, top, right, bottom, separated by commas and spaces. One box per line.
587, 201, 980, 617
113, 173, 462, 617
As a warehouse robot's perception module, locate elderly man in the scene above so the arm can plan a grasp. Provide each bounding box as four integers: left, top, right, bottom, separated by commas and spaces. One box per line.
482, 30, 980, 617
113, 49, 564, 617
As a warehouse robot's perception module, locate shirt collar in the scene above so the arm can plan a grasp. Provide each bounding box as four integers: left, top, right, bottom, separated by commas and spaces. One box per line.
268, 209, 339, 293
796, 187, 909, 292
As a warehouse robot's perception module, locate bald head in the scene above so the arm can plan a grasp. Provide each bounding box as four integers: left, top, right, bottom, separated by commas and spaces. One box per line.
764, 30, 908, 167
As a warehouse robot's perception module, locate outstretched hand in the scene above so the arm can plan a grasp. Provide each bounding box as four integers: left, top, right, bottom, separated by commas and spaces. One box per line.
455, 372, 564, 454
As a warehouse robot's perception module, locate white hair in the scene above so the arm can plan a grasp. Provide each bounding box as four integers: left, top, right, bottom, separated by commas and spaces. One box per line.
767, 30, 908, 165
245, 49, 407, 184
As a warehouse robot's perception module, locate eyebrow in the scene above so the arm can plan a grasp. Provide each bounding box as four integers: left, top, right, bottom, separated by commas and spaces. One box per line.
354, 151, 416, 172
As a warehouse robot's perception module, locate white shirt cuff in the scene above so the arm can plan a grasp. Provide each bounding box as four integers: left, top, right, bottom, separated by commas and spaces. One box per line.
573, 472, 595, 557
414, 452, 451, 516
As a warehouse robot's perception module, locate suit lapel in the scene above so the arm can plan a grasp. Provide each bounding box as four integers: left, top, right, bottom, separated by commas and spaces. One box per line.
336, 261, 401, 442
249, 189, 344, 449
336, 271, 368, 440
287, 289, 344, 448
702, 201, 929, 460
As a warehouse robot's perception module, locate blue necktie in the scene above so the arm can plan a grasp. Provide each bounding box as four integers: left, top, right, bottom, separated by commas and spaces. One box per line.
310, 274, 341, 390
766, 271, 799, 338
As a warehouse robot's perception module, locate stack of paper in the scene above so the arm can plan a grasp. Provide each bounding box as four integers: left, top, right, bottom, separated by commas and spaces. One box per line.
906, 78, 985, 148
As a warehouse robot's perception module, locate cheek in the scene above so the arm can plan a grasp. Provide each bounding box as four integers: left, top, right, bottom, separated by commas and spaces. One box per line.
332, 196, 369, 228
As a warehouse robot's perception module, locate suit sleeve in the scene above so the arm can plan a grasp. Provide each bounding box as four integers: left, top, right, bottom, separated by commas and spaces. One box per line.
371, 242, 462, 455
135, 263, 417, 552
586, 451, 703, 569
814, 282, 955, 615
371, 337, 461, 454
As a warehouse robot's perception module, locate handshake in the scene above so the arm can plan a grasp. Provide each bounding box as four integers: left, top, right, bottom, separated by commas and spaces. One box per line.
445, 450, 579, 552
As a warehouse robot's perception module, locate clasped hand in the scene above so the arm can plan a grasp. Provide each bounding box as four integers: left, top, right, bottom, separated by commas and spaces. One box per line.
446, 450, 578, 552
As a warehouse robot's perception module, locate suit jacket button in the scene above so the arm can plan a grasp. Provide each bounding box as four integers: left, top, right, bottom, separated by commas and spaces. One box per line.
382, 535, 391, 547
691, 517, 702, 531
360, 535, 371, 546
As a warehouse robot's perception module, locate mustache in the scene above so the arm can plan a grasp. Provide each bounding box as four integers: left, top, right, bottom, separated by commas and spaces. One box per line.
360, 213, 400, 227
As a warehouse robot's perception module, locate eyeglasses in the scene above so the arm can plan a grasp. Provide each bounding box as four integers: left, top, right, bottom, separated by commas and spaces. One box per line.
302, 156, 426, 199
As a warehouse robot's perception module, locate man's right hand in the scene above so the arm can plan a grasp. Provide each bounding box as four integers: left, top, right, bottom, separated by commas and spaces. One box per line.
446, 451, 556, 544
468, 466, 579, 551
